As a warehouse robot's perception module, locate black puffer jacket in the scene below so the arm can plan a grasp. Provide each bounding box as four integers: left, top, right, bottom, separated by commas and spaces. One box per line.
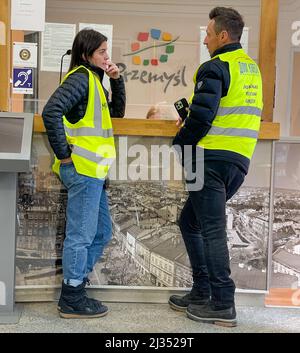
173, 43, 250, 174
42, 62, 126, 160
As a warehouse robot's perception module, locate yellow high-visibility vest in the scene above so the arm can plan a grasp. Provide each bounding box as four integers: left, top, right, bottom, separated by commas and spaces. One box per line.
52, 65, 116, 179
192, 49, 263, 160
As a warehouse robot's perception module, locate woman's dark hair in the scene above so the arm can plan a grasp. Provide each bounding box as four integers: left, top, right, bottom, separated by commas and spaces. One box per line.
69, 28, 108, 71
209, 7, 244, 42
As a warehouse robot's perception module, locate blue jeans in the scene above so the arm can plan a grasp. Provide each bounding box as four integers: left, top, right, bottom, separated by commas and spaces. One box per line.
179, 160, 245, 308
59, 162, 112, 286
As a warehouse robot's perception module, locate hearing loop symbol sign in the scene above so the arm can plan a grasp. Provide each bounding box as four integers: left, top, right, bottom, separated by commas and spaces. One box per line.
13, 68, 33, 94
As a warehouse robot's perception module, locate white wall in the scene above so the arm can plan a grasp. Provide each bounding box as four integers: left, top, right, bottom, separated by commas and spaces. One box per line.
41, 0, 261, 117
274, 0, 300, 136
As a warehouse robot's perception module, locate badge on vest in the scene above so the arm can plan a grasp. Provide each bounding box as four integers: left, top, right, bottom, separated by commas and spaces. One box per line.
197, 81, 203, 90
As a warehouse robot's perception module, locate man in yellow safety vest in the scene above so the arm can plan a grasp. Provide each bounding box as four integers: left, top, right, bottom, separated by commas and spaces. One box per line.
169, 7, 262, 327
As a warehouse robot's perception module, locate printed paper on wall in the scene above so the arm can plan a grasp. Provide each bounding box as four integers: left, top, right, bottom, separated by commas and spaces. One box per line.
41, 23, 76, 73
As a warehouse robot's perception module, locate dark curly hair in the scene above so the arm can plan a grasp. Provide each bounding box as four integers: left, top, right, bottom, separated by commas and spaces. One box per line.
209, 7, 244, 41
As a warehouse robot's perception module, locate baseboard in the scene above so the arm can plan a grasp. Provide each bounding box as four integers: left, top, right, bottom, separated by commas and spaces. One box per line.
15, 286, 266, 307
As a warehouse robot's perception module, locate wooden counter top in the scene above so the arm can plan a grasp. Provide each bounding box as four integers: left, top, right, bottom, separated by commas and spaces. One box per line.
34, 115, 280, 140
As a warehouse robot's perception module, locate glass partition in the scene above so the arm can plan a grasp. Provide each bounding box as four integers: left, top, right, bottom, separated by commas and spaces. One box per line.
16, 135, 272, 292
271, 139, 300, 289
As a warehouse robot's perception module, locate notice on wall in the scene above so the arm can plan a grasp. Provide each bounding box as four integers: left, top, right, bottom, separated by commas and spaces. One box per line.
11, 0, 45, 32
41, 23, 76, 72
12, 68, 33, 94
79, 23, 113, 89
199, 26, 249, 65
13, 42, 37, 68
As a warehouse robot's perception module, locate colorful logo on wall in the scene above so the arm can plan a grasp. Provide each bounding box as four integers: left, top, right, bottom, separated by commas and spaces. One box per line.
123, 29, 179, 66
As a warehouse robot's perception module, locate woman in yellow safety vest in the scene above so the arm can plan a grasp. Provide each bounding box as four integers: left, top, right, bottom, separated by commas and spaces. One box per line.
42, 28, 125, 319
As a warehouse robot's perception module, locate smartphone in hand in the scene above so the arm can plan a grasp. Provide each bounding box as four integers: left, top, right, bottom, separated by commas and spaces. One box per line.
174, 98, 189, 121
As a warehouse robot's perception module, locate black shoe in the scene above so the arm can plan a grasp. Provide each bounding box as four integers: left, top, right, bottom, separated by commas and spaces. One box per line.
186, 303, 237, 327
169, 291, 209, 312
58, 281, 108, 319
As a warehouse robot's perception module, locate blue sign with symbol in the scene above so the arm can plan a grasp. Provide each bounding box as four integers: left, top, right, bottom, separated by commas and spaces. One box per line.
13, 68, 33, 94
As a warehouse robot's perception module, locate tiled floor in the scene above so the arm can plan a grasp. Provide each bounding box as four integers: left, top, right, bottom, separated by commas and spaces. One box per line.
0, 302, 300, 333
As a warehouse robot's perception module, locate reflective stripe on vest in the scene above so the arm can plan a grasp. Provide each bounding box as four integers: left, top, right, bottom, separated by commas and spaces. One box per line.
72, 145, 115, 166
217, 106, 262, 117
208, 126, 259, 139
52, 65, 115, 179
64, 76, 113, 139
193, 48, 262, 160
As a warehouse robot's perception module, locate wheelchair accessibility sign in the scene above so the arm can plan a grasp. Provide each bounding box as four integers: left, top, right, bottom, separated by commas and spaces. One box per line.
13, 68, 33, 94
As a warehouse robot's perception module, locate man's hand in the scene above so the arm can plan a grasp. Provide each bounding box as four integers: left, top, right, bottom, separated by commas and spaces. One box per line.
105, 61, 120, 79
175, 106, 189, 127
176, 117, 183, 127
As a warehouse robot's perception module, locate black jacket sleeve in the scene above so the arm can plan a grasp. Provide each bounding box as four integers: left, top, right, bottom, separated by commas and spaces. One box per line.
172, 59, 229, 148
108, 76, 126, 118
42, 72, 88, 160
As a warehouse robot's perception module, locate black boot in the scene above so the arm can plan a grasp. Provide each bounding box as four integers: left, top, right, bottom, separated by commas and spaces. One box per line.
82, 277, 104, 307
58, 281, 108, 319
186, 303, 237, 327
169, 289, 210, 312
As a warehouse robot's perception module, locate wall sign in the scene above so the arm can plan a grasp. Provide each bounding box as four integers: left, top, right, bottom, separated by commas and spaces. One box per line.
11, 0, 45, 32
12, 68, 33, 94
13, 42, 38, 68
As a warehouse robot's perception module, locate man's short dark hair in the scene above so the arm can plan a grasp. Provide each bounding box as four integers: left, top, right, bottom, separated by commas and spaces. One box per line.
209, 7, 244, 42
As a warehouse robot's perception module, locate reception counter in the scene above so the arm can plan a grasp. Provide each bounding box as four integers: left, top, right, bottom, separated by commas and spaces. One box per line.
33, 115, 280, 139
15, 116, 280, 304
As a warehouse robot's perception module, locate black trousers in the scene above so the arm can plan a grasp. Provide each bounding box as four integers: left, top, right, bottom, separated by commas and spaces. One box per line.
179, 160, 245, 308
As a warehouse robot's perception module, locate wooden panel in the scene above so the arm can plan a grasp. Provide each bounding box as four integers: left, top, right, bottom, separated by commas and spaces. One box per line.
0, 0, 10, 111
265, 288, 300, 307
11, 30, 24, 112
258, 121, 280, 140
258, 0, 279, 122
111, 118, 178, 137
33, 114, 47, 132
34, 115, 280, 140
290, 52, 300, 136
